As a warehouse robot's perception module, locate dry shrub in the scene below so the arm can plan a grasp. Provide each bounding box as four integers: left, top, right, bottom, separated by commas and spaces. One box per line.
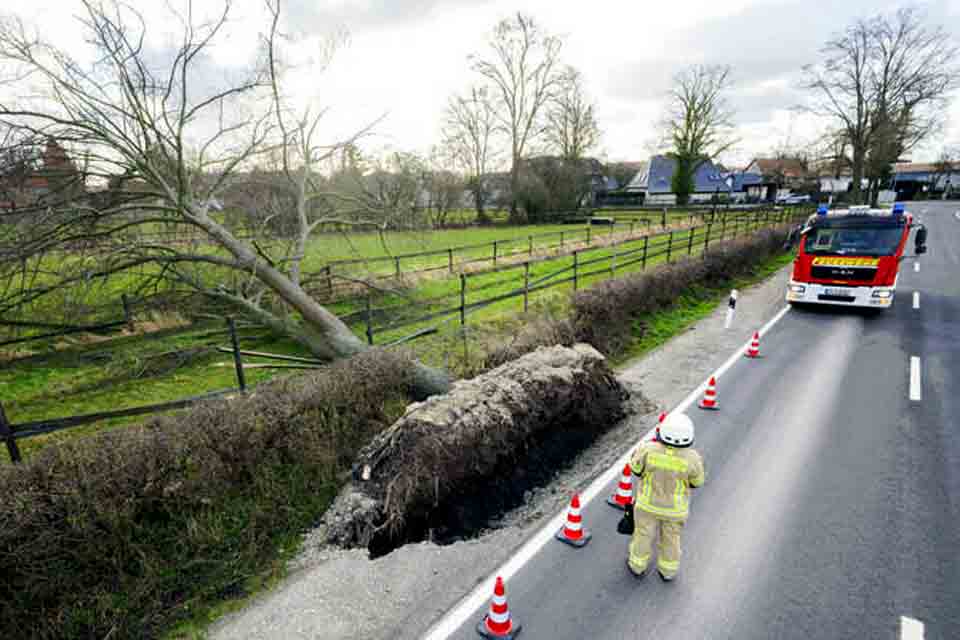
0, 350, 414, 640
571, 226, 789, 353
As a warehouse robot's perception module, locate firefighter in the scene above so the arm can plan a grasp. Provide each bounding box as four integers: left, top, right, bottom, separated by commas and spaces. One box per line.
627, 412, 705, 581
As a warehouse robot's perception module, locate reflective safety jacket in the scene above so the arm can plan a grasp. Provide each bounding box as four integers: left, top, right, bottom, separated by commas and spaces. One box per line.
629, 441, 705, 521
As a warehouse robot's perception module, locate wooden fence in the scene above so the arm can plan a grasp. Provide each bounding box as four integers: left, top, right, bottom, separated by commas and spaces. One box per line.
310, 208, 778, 302
0, 317, 271, 463
1, 207, 807, 462
345, 207, 806, 346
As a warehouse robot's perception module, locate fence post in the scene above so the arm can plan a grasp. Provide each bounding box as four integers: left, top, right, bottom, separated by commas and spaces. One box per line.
0, 403, 21, 464
394, 256, 401, 279
459, 274, 467, 326
642, 235, 649, 270
523, 262, 530, 313
667, 231, 674, 262
448, 248, 454, 273
325, 265, 334, 298
493, 240, 498, 266
661, 208, 667, 228
586, 226, 592, 244
227, 317, 246, 394
704, 223, 712, 255
630, 221, 635, 236
560, 231, 564, 248
687, 227, 695, 255
528, 235, 534, 256
573, 251, 579, 291
121, 294, 134, 332
365, 294, 374, 346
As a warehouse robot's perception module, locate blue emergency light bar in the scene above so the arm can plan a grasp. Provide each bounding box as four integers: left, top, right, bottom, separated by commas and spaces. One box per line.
816, 204, 829, 215
892, 202, 905, 216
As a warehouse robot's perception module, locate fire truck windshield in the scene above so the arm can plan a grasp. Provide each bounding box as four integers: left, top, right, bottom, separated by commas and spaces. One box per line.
802, 226, 903, 256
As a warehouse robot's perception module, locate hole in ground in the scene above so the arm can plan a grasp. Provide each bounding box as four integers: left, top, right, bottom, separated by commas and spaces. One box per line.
367, 422, 602, 559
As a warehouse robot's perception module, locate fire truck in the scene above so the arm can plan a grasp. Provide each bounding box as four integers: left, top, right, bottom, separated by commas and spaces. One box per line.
785, 203, 928, 309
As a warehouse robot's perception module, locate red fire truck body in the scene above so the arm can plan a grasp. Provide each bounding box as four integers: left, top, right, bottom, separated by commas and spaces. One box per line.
786, 205, 926, 309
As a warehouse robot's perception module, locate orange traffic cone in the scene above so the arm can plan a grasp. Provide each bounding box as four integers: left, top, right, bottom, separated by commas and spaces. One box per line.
745, 332, 761, 358
556, 493, 591, 547
607, 464, 633, 510
698, 376, 719, 410
476, 576, 522, 639
652, 412, 666, 441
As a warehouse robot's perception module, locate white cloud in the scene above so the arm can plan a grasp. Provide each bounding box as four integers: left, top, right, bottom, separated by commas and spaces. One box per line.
4, 0, 960, 166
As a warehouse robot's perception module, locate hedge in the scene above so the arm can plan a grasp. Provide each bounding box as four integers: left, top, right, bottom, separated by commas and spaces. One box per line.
0, 350, 414, 639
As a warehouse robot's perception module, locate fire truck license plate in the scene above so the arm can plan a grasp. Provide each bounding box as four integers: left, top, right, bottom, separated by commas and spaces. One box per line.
825, 288, 851, 297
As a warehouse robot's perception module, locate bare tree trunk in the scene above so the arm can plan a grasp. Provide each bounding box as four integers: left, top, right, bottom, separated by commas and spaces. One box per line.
197, 214, 450, 397
851, 148, 865, 203
508, 162, 523, 223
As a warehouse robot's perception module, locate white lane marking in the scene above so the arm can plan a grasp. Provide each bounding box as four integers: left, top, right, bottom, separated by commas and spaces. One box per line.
913, 292, 919, 309
914, 262, 920, 273
423, 305, 794, 640
901, 615, 924, 639
954, 210, 960, 221
910, 357, 922, 402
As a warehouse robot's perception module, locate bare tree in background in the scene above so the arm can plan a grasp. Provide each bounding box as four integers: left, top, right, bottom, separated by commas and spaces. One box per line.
803, 8, 960, 204
545, 66, 600, 162
442, 86, 498, 224
0, 0, 449, 396
421, 149, 465, 229
661, 64, 737, 205
471, 13, 561, 222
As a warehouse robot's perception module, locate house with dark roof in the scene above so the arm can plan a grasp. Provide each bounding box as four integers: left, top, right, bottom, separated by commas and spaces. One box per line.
624, 155, 763, 204
742, 157, 814, 201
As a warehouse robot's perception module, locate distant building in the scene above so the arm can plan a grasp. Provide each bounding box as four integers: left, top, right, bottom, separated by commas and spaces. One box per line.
742, 157, 813, 201
891, 161, 960, 199
623, 155, 763, 204
0, 139, 83, 210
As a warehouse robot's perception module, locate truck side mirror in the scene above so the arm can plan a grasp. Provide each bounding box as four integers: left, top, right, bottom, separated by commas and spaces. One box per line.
915, 226, 927, 254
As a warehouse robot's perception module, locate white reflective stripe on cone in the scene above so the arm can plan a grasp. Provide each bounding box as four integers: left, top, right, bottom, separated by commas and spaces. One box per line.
569, 506, 581, 516
491, 593, 506, 606
488, 610, 510, 624
565, 521, 581, 531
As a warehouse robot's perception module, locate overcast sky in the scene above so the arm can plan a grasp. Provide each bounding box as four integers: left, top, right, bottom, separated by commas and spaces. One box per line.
5, 0, 960, 167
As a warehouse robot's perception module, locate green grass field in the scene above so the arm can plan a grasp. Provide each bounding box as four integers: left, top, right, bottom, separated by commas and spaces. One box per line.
0, 210, 786, 461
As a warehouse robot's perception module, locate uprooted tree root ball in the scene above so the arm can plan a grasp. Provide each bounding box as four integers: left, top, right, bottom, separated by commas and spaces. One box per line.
322, 344, 631, 554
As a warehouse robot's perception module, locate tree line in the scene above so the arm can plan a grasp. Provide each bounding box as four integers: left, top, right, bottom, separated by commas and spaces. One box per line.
0, 1, 956, 385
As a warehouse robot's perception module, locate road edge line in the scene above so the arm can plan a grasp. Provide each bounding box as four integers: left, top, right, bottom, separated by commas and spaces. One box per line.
422, 304, 793, 640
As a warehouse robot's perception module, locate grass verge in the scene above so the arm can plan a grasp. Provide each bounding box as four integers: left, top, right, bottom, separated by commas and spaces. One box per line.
612, 251, 795, 365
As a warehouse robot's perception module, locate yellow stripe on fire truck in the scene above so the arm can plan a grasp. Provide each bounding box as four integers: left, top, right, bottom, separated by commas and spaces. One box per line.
811, 257, 880, 267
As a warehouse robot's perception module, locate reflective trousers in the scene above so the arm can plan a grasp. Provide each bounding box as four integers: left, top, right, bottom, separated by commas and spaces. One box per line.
627, 508, 684, 578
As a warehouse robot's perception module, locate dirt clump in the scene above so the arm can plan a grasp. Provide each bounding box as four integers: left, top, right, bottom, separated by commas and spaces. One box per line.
322, 343, 630, 554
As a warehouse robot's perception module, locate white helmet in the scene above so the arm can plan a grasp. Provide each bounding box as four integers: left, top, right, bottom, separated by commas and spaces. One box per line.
659, 412, 695, 447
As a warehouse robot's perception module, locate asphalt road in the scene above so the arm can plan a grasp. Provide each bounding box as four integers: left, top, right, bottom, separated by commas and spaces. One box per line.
430, 201, 960, 640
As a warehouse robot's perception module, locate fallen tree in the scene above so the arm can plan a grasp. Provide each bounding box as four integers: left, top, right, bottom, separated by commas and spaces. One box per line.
323, 343, 629, 551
